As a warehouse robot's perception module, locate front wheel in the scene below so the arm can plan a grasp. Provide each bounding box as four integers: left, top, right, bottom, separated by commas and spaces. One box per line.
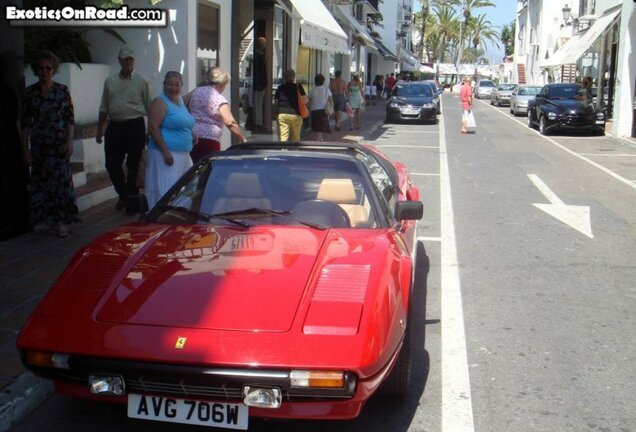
527, 110, 534, 128
539, 116, 550, 135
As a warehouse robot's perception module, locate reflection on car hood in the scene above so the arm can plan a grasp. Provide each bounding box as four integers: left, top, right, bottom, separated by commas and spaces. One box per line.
547, 98, 595, 112
36, 224, 387, 334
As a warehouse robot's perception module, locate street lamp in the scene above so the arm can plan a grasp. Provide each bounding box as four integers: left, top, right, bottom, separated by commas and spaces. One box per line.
561, 4, 578, 28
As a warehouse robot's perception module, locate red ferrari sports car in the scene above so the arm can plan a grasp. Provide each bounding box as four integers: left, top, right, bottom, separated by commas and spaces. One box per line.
17, 141, 423, 429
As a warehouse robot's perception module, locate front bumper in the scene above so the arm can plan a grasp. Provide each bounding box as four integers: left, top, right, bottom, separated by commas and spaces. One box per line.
545, 114, 605, 132
386, 105, 436, 122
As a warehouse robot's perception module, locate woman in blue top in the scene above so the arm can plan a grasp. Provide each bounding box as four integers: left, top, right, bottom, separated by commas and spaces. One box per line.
146, 71, 196, 208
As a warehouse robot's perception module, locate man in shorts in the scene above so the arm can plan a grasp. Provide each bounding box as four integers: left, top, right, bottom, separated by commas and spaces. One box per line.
459, 77, 473, 134
329, 70, 347, 131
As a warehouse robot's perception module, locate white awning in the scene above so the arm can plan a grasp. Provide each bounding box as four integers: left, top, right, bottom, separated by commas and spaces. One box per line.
540, 10, 620, 68
401, 51, 420, 69
333, 6, 376, 48
288, 0, 351, 55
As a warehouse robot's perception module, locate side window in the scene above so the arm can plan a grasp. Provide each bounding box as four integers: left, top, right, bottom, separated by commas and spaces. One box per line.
357, 153, 398, 219
541, 87, 549, 98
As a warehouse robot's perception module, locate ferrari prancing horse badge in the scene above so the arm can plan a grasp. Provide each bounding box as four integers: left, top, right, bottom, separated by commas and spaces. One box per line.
175, 337, 187, 349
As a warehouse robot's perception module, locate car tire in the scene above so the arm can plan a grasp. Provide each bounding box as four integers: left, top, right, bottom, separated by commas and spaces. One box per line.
496, 99, 500, 107
379, 326, 412, 396
527, 110, 534, 128
490, 99, 494, 105
539, 116, 549, 135
510, 106, 514, 114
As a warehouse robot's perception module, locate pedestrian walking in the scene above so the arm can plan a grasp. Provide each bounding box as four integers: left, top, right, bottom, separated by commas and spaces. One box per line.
329, 70, 347, 131
308, 73, 332, 141
96, 46, 151, 213
274, 69, 306, 141
145, 71, 196, 208
459, 77, 474, 134
21, 50, 80, 237
347, 74, 364, 130
187, 67, 245, 163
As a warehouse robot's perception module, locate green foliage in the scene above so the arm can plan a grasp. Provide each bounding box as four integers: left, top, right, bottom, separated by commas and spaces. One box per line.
501, 20, 516, 57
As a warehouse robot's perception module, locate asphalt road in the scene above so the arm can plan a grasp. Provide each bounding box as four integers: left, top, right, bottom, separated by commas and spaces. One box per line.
13, 94, 636, 432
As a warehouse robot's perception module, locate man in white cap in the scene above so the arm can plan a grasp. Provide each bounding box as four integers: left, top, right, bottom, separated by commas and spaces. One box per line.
96, 46, 151, 212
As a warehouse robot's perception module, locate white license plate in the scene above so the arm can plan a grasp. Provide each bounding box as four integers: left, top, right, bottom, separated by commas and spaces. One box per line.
595, 120, 604, 125
128, 394, 248, 430
401, 108, 419, 115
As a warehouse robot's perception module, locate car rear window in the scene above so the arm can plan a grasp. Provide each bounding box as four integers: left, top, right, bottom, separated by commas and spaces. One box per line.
518, 87, 541, 95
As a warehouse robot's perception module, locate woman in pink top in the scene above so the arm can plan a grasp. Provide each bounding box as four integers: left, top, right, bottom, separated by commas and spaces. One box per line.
187, 67, 245, 163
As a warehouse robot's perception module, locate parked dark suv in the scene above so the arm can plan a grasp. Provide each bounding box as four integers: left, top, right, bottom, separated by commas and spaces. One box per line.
527, 83, 606, 135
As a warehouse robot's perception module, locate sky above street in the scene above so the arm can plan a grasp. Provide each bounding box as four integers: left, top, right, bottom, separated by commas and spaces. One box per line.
413, 0, 517, 64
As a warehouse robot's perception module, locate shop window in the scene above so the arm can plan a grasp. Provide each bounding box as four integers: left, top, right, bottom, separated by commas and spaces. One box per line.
197, 2, 219, 85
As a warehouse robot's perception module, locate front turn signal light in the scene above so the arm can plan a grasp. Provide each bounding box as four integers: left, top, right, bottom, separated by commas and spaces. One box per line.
24, 351, 69, 369
290, 370, 345, 388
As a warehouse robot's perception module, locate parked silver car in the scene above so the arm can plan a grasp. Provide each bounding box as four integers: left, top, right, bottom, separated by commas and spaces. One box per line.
474, 79, 495, 99
509, 85, 542, 116
490, 83, 518, 106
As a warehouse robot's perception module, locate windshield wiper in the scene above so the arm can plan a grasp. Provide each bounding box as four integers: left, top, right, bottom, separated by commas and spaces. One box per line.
162, 205, 249, 228
161, 205, 212, 222
212, 208, 327, 230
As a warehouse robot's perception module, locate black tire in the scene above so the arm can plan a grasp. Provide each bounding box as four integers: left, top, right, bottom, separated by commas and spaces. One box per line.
379, 327, 412, 396
527, 110, 534, 128
539, 116, 549, 135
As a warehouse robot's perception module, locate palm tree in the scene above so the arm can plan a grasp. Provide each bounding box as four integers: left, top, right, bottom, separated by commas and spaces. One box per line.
467, 14, 500, 53
433, 5, 460, 63
452, 0, 495, 66
501, 20, 516, 57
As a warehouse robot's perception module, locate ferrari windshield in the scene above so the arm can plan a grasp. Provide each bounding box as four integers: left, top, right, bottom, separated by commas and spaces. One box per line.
150, 154, 380, 229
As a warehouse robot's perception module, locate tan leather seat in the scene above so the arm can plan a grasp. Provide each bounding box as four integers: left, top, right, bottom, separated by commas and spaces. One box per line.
211, 172, 271, 213
317, 178, 368, 227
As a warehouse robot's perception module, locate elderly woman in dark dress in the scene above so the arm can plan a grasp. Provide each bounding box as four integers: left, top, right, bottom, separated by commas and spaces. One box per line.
21, 50, 80, 237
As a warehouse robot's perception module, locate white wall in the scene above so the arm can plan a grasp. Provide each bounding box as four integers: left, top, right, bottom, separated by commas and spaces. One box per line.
84, 0, 234, 148
378, 0, 398, 57
612, 1, 635, 138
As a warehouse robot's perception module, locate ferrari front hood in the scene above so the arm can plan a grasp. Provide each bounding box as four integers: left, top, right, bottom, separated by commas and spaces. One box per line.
95, 225, 329, 332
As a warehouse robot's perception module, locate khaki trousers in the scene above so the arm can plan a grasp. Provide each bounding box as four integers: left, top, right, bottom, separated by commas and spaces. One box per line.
277, 113, 303, 141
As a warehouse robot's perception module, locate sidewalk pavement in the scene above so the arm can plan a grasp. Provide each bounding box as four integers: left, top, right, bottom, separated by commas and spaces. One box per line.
0, 101, 388, 432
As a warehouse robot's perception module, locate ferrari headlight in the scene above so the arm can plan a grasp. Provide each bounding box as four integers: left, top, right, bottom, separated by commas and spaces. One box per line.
290, 370, 345, 388
89, 375, 125, 396
243, 386, 282, 409
596, 112, 605, 120
547, 112, 557, 120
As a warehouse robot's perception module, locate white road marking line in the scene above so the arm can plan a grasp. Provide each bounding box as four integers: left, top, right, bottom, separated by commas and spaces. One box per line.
418, 236, 442, 242
383, 130, 440, 133
578, 153, 636, 157
528, 174, 594, 238
439, 108, 476, 432
481, 100, 636, 191
376, 145, 440, 149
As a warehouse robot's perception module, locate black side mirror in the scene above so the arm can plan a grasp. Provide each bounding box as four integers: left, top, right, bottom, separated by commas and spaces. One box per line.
395, 200, 423, 221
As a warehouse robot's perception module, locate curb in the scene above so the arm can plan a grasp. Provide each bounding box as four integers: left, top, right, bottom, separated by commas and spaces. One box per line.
0, 373, 53, 432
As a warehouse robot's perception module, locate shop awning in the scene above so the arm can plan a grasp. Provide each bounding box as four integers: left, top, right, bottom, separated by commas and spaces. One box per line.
372, 37, 398, 61
401, 51, 421, 70
332, 6, 376, 48
288, 0, 350, 55
540, 9, 620, 68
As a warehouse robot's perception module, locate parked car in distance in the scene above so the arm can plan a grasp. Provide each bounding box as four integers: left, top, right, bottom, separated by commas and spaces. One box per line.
527, 83, 605, 135
17, 141, 424, 429
422, 80, 442, 113
509, 85, 542, 116
474, 79, 495, 99
386, 82, 438, 123
490, 83, 518, 106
